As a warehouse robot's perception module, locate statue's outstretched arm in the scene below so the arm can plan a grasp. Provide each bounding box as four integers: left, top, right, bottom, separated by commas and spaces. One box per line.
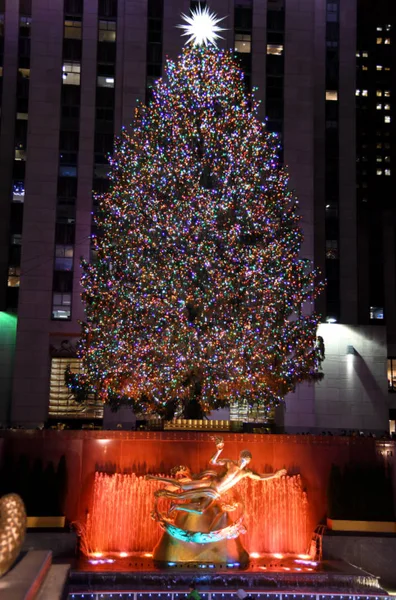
248, 468, 287, 481
209, 436, 229, 466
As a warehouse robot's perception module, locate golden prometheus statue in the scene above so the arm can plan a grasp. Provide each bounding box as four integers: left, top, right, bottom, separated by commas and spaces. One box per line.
0, 493, 27, 577
147, 436, 286, 565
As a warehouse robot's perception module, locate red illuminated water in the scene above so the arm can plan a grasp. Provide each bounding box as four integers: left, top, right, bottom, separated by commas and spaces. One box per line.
80, 472, 310, 557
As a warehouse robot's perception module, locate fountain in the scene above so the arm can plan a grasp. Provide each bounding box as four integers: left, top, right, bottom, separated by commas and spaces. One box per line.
79, 438, 310, 560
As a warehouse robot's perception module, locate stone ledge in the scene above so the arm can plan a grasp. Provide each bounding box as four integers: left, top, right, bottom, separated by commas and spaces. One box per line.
0, 550, 52, 600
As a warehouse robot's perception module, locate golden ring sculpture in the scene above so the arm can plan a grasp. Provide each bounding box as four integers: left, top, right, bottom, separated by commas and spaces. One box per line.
0, 494, 27, 577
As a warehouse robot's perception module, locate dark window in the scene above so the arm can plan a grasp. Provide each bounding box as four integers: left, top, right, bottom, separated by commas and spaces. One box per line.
64, 0, 83, 16
53, 270, 73, 293
98, 0, 117, 18
57, 176, 77, 197
63, 38, 82, 61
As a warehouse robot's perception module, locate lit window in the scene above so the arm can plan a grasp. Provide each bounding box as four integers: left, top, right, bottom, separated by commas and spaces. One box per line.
385, 169, 391, 176
12, 181, 25, 202
376, 103, 382, 110
362, 65, 368, 71
64, 20, 82, 39
18, 68, 30, 78
384, 90, 391, 97
356, 52, 360, 57
235, 33, 251, 53
14, 146, 26, 161
370, 306, 383, 320
384, 38, 391, 44
362, 90, 368, 96
49, 357, 102, 419
387, 358, 396, 392
384, 104, 391, 110
356, 89, 360, 96
8, 267, 20, 288
377, 143, 383, 149
385, 67, 391, 71
377, 169, 383, 175
52, 293, 71, 320
377, 37, 383, 44
385, 156, 390, 162
386, 24, 391, 31
385, 116, 391, 123
267, 44, 283, 55
97, 75, 114, 88
377, 65, 383, 70
362, 52, 368, 57
376, 90, 383, 97
98, 20, 116, 42
62, 62, 81, 85
326, 90, 338, 101
325, 240, 338, 260
55, 245, 74, 271
376, 156, 383, 162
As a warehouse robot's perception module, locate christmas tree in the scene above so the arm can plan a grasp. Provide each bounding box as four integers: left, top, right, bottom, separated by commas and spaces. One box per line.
69, 8, 324, 420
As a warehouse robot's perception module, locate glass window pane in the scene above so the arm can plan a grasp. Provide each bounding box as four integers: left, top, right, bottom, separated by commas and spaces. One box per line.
59, 165, 77, 177
235, 34, 251, 53
97, 75, 114, 88
62, 62, 81, 85
64, 20, 82, 39
54, 257, 73, 271
267, 44, 283, 56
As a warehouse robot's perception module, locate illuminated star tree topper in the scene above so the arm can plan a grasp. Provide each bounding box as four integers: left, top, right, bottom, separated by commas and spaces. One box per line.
177, 4, 226, 47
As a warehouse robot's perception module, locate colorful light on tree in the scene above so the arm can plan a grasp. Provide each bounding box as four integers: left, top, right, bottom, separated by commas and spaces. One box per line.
69, 19, 324, 419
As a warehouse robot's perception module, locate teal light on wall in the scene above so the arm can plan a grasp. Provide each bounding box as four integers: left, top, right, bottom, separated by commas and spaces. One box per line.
0, 311, 18, 332
0, 312, 18, 424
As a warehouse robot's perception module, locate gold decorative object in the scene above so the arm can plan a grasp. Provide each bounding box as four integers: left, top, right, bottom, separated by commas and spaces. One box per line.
0, 493, 27, 578
147, 436, 287, 565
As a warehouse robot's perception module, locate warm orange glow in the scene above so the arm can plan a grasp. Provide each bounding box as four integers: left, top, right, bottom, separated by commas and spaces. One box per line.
80, 473, 310, 557
119, 552, 128, 557
97, 440, 110, 445
298, 553, 311, 559
92, 552, 103, 558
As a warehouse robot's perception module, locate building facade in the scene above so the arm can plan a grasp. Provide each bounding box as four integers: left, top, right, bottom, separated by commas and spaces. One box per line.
0, 0, 393, 432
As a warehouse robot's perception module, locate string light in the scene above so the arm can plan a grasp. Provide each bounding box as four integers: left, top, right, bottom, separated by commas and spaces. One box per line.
68, 43, 324, 418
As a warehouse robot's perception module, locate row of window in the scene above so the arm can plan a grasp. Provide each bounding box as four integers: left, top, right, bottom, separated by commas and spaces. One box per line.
65, 19, 116, 42
62, 62, 114, 88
